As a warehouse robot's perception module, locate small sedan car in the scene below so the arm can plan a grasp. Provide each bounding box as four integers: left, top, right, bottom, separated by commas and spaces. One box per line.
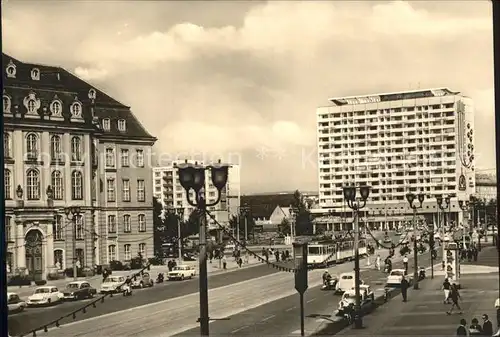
27, 286, 62, 306
8, 292, 27, 314
100, 276, 126, 294
167, 265, 196, 281
61, 281, 97, 300
131, 272, 154, 288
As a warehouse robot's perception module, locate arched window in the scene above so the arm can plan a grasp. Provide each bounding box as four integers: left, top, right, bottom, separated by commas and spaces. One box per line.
54, 249, 64, 269
71, 137, 82, 161
4, 169, 12, 199
4, 133, 11, 158
27, 99, 36, 113
51, 171, 63, 200
3, 95, 11, 113
50, 135, 62, 161
71, 171, 83, 200
50, 100, 62, 116
108, 245, 116, 262
70, 102, 82, 118
26, 169, 40, 200
26, 133, 39, 159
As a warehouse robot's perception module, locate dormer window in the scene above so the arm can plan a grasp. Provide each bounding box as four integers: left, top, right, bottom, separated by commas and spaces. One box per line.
3, 95, 11, 113
103, 118, 110, 131
31, 68, 40, 81
70, 102, 82, 118
50, 100, 63, 116
23, 92, 40, 115
117, 119, 126, 132
6, 60, 16, 78
88, 89, 96, 100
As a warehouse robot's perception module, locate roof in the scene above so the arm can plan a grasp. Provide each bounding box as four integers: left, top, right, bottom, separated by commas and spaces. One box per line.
241, 193, 297, 219
3, 53, 156, 141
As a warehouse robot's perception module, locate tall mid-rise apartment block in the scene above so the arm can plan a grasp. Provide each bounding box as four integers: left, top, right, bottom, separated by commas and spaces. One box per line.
153, 161, 240, 229
316, 88, 475, 231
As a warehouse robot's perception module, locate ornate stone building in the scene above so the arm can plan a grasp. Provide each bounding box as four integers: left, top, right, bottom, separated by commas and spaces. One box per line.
3, 54, 156, 280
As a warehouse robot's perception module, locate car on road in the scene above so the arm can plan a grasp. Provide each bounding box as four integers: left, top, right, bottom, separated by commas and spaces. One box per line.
8, 292, 27, 314
383, 236, 392, 243
167, 265, 196, 281
100, 275, 126, 294
61, 281, 97, 300
386, 269, 411, 287
131, 272, 154, 288
338, 285, 374, 311
27, 286, 62, 306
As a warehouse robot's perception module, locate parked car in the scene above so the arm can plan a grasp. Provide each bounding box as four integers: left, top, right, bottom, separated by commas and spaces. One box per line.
335, 272, 364, 294
338, 285, 374, 310
131, 272, 154, 288
386, 269, 412, 287
100, 275, 126, 294
167, 265, 196, 281
61, 281, 97, 300
27, 286, 62, 306
7, 292, 27, 314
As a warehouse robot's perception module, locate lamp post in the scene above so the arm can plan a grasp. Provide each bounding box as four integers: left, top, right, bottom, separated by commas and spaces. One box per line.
177, 160, 229, 337
64, 206, 82, 281
167, 207, 185, 265
238, 205, 250, 243
458, 199, 471, 232
437, 195, 451, 270
342, 185, 370, 329
289, 206, 299, 243
406, 192, 425, 290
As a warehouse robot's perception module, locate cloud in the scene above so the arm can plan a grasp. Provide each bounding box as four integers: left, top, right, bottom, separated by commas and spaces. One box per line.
2, 1, 494, 193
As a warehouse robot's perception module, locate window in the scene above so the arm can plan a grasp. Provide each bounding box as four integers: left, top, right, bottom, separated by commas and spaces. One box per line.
75, 248, 84, 267
71, 137, 82, 161
5, 216, 12, 242
108, 215, 116, 233
124, 244, 131, 260
50, 100, 62, 116
26, 169, 40, 200
103, 118, 110, 131
105, 148, 115, 167
138, 214, 146, 232
122, 179, 130, 201
54, 215, 63, 240
4, 169, 11, 199
123, 215, 131, 233
71, 171, 83, 200
51, 171, 63, 200
107, 178, 116, 202
138, 243, 146, 258
3, 95, 11, 113
31, 68, 40, 80
108, 245, 116, 262
4, 133, 11, 157
54, 249, 64, 269
75, 215, 84, 240
136, 149, 144, 167
70, 102, 82, 118
118, 119, 126, 131
26, 133, 39, 159
27, 99, 36, 113
120, 149, 129, 167
137, 179, 145, 202
6, 62, 16, 77
88, 89, 96, 100
50, 135, 62, 161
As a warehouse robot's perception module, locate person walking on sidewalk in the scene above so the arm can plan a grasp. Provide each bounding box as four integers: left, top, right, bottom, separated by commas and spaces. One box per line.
482, 314, 493, 336
403, 255, 409, 275
400, 275, 409, 302
375, 254, 381, 271
222, 257, 227, 270
447, 283, 463, 315
443, 278, 451, 304
456, 318, 469, 336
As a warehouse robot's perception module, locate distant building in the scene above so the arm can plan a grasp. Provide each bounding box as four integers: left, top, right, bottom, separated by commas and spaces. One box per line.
3, 54, 156, 280
152, 161, 240, 229
475, 173, 496, 200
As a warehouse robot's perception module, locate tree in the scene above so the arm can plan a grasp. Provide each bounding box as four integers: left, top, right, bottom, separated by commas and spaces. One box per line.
228, 212, 255, 240
291, 190, 313, 236
278, 218, 291, 236
153, 197, 165, 257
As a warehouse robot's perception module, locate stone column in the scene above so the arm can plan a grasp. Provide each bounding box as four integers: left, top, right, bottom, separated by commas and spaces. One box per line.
16, 220, 26, 269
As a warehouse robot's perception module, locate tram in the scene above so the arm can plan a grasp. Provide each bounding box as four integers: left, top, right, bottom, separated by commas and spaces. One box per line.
307, 237, 368, 267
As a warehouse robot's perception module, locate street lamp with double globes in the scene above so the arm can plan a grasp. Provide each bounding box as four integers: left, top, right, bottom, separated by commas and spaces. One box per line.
342, 185, 370, 329
64, 206, 82, 281
289, 206, 299, 243
177, 160, 229, 337
437, 195, 451, 269
406, 192, 425, 290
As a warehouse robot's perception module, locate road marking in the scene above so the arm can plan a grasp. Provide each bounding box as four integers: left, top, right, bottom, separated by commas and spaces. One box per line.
260, 314, 276, 322
231, 325, 249, 333
285, 306, 296, 312
306, 298, 316, 303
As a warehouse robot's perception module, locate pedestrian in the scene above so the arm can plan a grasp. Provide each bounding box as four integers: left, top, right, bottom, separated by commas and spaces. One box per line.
457, 319, 469, 336
102, 268, 108, 282
400, 275, 409, 302
403, 255, 409, 274
473, 247, 478, 262
446, 284, 463, 315
375, 254, 381, 271
222, 257, 227, 270
275, 250, 280, 262
237, 257, 242, 268
482, 314, 493, 336
443, 278, 451, 304
470, 318, 483, 335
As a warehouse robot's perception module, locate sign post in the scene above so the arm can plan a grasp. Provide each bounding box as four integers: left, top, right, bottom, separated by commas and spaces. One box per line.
293, 242, 308, 337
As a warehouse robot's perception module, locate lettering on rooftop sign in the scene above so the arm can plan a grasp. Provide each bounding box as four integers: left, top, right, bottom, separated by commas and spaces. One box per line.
380, 90, 434, 102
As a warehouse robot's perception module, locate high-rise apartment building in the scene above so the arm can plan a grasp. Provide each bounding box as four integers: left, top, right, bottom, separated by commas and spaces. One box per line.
153, 161, 240, 229
316, 88, 475, 230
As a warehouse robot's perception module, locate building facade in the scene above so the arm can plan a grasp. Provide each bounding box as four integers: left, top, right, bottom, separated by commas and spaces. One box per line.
475, 173, 496, 201
153, 161, 240, 229
3, 54, 156, 280
316, 88, 475, 230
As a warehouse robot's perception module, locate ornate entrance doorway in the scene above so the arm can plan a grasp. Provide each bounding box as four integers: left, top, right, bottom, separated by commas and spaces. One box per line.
25, 230, 44, 281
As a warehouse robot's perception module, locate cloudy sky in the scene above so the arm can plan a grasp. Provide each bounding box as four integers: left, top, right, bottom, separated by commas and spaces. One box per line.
3, 1, 495, 193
